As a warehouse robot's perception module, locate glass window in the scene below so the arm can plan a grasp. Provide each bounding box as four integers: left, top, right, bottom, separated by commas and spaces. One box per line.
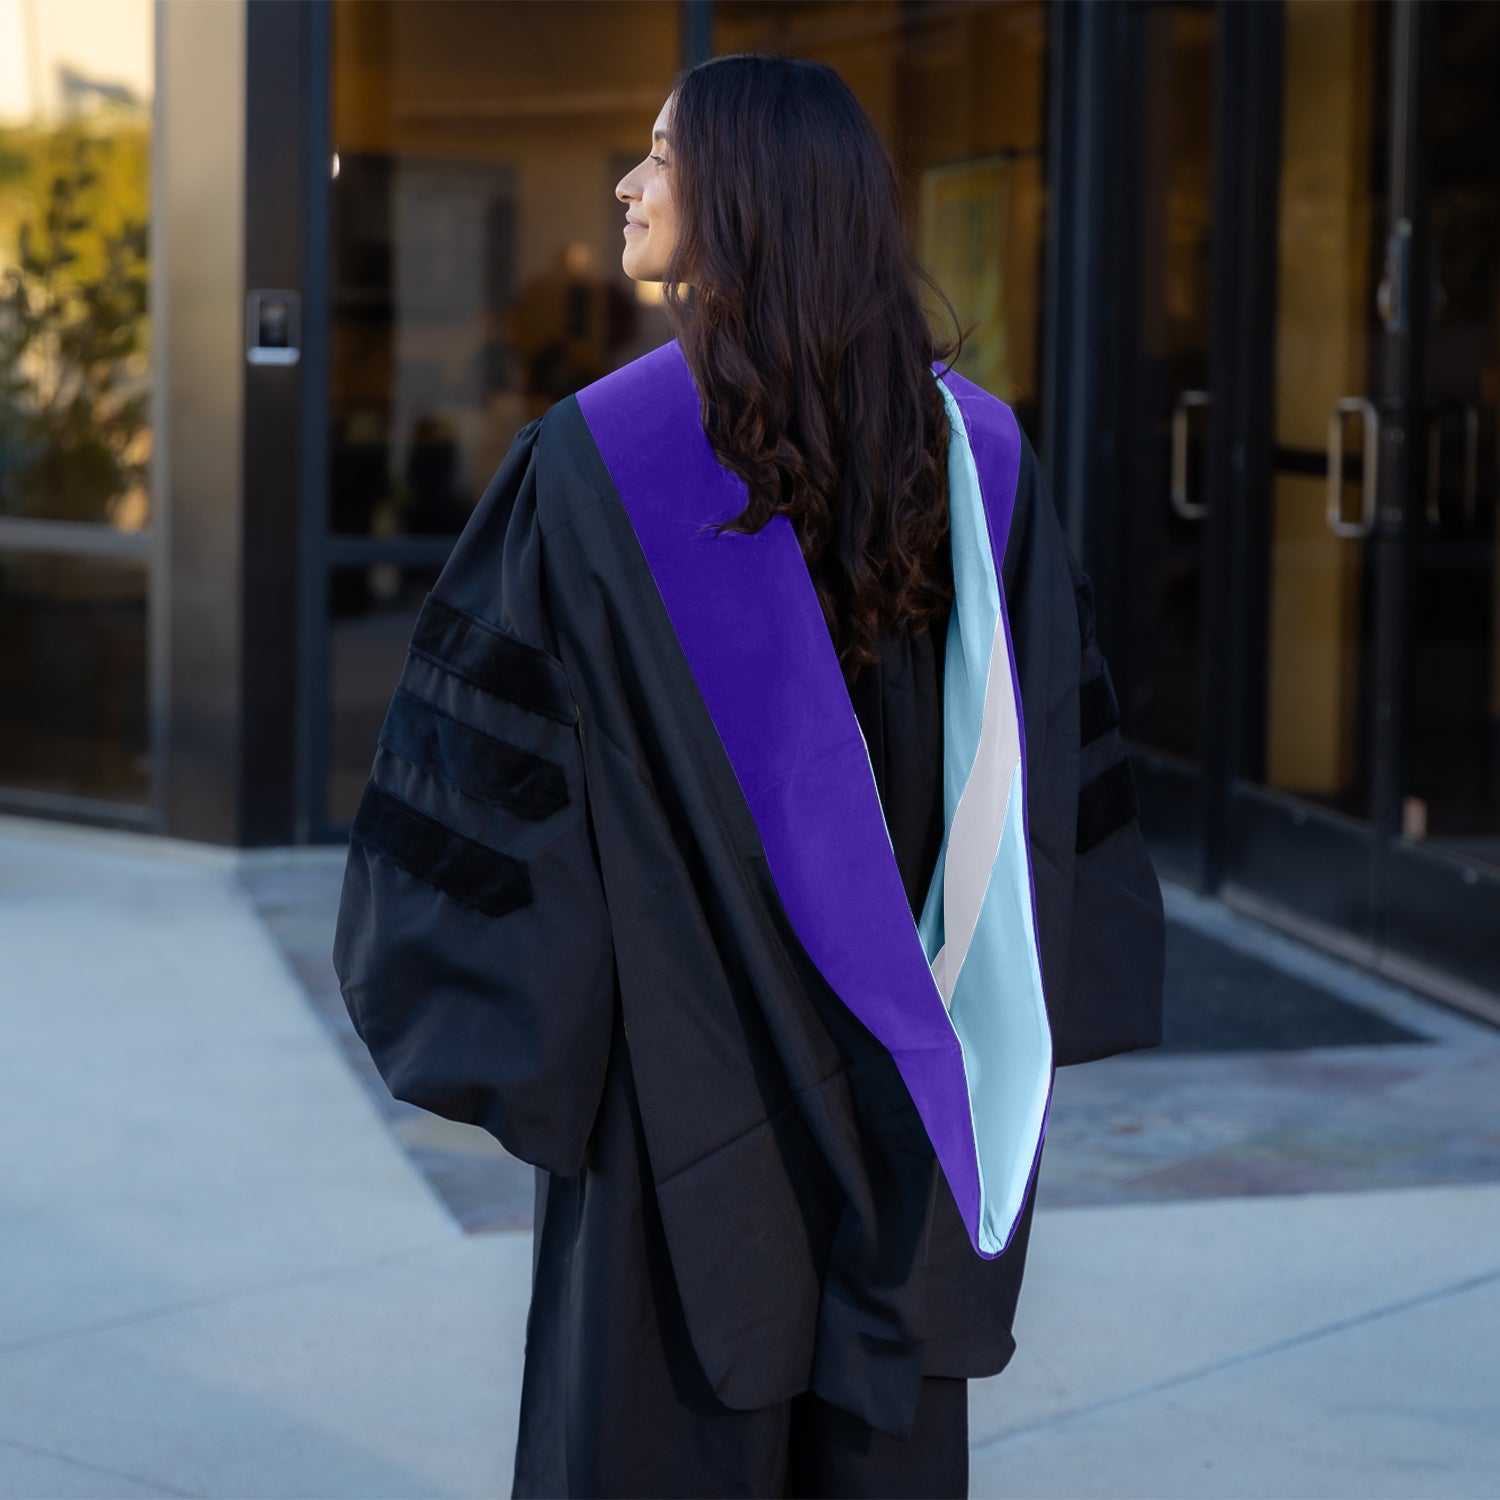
715, 0, 1049, 438
1111, 1, 1216, 771
0, 0, 154, 811
327, 0, 679, 542
0, 0, 153, 529
0, 551, 148, 800
323, 0, 681, 825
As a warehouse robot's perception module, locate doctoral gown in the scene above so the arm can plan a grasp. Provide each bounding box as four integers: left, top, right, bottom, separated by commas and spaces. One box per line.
331, 339, 1166, 1494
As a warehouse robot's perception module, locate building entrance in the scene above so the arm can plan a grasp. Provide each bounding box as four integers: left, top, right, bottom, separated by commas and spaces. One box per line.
1116, 0, 1499, 1013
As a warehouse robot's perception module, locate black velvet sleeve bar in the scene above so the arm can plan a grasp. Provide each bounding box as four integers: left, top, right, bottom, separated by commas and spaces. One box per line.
331, 417, 616, 1178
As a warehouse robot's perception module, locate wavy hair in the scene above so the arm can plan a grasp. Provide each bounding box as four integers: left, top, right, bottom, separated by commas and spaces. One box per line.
660, 53, 966, 678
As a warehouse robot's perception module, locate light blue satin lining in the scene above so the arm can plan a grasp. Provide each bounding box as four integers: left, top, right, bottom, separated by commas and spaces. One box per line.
917, 380, 1053, 1256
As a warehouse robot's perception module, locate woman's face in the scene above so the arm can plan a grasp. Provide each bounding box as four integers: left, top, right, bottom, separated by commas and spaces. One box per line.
615, 96, 677, 282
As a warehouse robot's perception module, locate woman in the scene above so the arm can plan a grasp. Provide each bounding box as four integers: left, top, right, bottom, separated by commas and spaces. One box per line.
333, 53, 1164, 1500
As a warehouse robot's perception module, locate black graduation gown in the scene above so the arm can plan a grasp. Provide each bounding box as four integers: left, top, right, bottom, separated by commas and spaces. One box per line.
331, 354, 1165, 1496
507, 611, 1035, 1499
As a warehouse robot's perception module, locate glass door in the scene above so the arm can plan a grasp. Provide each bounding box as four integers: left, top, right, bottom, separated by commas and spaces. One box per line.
1382, 0, 1500, 1000
1082, 0, 1493, 1008
1109, 0, 1218, 885
1224, 0, 1392, 946
1220, 0, 1498, 1009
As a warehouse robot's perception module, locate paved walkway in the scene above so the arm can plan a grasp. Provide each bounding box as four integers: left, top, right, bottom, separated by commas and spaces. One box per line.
2, 813, 1497, 1499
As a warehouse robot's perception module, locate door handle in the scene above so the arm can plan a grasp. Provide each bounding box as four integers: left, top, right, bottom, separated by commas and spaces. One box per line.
1170, 390, 1211, 520
1326, 396, 1379, 539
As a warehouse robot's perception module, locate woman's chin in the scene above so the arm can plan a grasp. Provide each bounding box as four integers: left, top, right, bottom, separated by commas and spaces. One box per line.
622, 248, 665, 284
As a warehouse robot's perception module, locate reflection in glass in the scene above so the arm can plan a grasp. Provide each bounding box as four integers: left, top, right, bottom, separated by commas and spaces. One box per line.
0, 0, 153, 527
1114, 2, 1215, 767
1258, 0, 1381, 818
0, 551, 148, 801
328, 0, 678, 541
1404, 0, 1500, 869
715, 0, 1049, 440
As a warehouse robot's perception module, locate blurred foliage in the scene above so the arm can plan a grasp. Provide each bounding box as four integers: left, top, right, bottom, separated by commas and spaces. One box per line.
0, 113, 151, 526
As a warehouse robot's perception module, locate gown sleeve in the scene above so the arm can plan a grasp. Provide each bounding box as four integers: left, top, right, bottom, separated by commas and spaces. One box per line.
331, 416, 616, 1175
1004, 432, 1166, 1067
1057, 527, 1167, 1063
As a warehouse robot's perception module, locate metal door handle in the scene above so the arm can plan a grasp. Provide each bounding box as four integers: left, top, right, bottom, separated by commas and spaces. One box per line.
1170, 390, 1211, 520
1326, 396, 1379, 539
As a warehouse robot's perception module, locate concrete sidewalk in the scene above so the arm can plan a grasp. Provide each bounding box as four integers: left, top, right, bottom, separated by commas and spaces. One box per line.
2, 813, 1497, 1499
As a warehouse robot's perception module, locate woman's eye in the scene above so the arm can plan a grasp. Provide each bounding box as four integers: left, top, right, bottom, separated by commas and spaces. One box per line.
649, 153, 668, 168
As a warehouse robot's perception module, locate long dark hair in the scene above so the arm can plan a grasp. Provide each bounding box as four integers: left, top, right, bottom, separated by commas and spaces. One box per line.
661, 53, 965, 678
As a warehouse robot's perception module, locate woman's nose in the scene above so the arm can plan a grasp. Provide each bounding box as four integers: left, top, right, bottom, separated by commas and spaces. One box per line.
616, 163, 646, 203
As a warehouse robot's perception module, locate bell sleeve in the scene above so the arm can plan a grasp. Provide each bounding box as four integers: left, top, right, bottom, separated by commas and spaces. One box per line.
1055, 534, 1167, 1063
331, 416, 616, 1175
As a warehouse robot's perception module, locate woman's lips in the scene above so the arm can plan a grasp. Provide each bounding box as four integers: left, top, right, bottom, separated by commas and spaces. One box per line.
624, 220, 646, 234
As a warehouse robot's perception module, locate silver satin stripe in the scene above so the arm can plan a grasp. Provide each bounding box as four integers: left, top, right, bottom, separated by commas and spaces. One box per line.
931, 601, 1022, 1006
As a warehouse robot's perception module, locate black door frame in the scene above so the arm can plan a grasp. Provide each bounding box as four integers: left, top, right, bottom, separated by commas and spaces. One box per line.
1366, 0, 1429, 947
1199, 0, 1284, 898
296, 0, 332, 845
